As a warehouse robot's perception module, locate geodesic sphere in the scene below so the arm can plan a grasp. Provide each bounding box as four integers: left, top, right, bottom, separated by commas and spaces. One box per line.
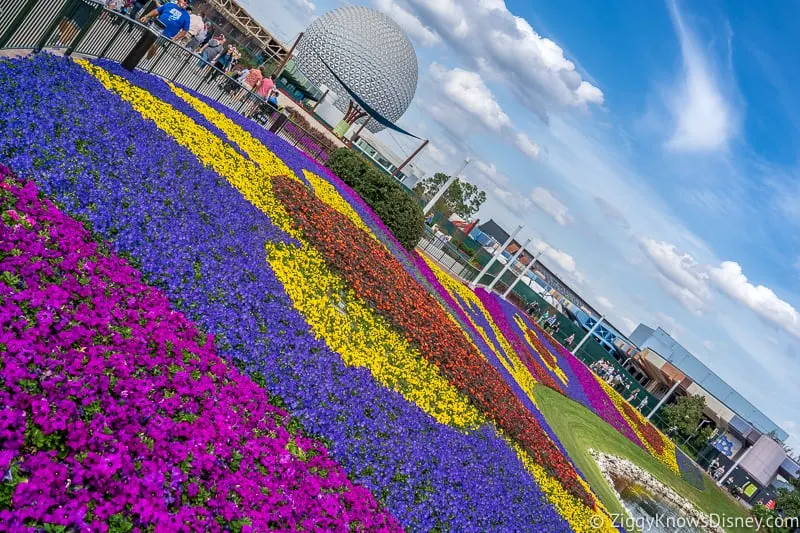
294, 5, 418, 133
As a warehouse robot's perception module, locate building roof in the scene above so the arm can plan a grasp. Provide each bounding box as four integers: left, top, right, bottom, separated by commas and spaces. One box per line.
477, 220, 510, 244
630, 325, 788, 442
198, 0, 289, 57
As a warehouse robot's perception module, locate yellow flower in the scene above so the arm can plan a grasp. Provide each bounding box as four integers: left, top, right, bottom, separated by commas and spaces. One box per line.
79, 61, 615, 530
509, 439, 618, 533
513, 314, 570, 385
169, 84, 295, 181
78, 60, 298, 237
302, 170, 379, 241
596, 376, 680, 473
420, 255, 540, 407
267, 241, 484, 430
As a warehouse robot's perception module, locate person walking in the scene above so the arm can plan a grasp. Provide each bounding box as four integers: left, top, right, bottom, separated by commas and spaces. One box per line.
195, 34, 224, 74
182, 6, 204, 47
188, 21, 210, 50
564, 333, 575, 347
245, 72, 274, 114
209, 44, 238, 82
139, 0, 190, 58
58, 0, 96, 46
235, 65, 263, 102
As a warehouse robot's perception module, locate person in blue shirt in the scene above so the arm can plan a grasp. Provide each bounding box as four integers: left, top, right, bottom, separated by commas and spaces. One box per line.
140, 0, 190, 40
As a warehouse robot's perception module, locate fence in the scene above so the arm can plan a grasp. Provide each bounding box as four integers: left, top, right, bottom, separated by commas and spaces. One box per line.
417, 229, 480, 283
0, 0, 336, 164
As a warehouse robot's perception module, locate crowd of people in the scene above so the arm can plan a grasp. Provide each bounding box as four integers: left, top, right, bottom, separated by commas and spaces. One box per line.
524, 300, 652, 414
589, 359, 649, 411
58, 0, 282, 114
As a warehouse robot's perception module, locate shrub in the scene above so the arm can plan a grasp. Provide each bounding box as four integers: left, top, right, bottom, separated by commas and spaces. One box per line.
326, 148, 425, 250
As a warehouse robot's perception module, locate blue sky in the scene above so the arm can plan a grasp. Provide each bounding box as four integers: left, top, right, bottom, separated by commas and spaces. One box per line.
245, 0, 800, 452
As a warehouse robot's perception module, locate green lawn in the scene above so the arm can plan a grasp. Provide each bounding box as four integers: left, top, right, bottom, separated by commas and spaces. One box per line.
534, 386, 755, 533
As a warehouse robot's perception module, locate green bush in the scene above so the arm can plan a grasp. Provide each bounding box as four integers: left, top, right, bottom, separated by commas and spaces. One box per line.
326, 148, 425, 250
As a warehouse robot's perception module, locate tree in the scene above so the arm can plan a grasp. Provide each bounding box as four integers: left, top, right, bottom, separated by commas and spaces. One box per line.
662, 395, 713, 448
326, 148, 425, 250
413, 172, 486, 219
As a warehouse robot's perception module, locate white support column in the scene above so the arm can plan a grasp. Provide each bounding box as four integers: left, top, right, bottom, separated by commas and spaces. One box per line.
487, 237, 532, 292
502, 249, 544, 300
423, 158, 471, 215
571, 315, 605, 355
718, 445, 752, 485
469, 225, 523, 289
646, 380, 681, 420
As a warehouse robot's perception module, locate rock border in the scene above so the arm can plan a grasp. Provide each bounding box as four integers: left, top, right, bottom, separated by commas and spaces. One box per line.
591, 450, 724, 533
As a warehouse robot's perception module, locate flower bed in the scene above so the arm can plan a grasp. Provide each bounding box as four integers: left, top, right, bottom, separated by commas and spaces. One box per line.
0, 166, 400, 532
270, 171, 593, 506
0, 54, 580, 531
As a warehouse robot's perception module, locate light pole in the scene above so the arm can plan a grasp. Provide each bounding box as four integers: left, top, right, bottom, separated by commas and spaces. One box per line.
681, 419, 710, 447
646, 380, 681, 420
487, 237, 532, 292
423, 157, 471, 215
502, 249, 544, 300
469, 225, 524, 289
571, 315, 606, 356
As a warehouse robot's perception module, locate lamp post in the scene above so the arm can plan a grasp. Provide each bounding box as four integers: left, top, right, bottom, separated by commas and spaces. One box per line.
502, 249, 544, 300
423, 157, 471, 215
469, 225, 523, 289
571, 315, 605, 356
681, 419, 710, 447
487, 238, 532, 292
646, 380, 681, 420
718, 445, 752, 485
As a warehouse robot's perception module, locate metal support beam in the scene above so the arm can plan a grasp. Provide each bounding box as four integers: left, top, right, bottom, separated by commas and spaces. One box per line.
718, 445, 752, 486
487, 238, 532, 292
392, 139, 428, 178
572, 315, 605, 356
0, 0, 38, 49
469, 224, 523, 289
423, 158, 471, 215
273, 31, 303, 78
646, 380, 681, 420
502, 249, 543, 299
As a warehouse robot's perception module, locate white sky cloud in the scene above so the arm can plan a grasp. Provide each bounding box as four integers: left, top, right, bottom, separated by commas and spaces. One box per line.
532, 238, 584, 284
664, 0, 737, 151
473, 160, 509, 187
596, 296, 614, 311
492, 186, 532, 214
530, 187, 573, 226
709, 261, 800, 339
620, 317, 638, 336
639, 238, 711, 314
425, 142, 448, 165
703, 340, 714, 351
373, 0, 441, 46
401, 0, 603, 122
429, 64, 511, 131
514, 133, 542, 160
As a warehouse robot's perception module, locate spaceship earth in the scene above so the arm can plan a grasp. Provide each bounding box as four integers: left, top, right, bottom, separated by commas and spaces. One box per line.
294, 5, 419, 133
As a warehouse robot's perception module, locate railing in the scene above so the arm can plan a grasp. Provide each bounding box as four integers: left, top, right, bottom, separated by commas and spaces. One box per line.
417, 229, 480, 283
0, 0, 335, 164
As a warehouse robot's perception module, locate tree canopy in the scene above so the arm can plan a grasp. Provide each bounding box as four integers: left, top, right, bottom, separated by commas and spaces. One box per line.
326, 148, 425, 250
661, 395, 715, 449
413, 172, 486, 220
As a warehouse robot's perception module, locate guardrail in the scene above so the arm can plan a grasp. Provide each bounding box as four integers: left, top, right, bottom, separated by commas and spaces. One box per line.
417, 229, 480, 283
0, 0, 335, 163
